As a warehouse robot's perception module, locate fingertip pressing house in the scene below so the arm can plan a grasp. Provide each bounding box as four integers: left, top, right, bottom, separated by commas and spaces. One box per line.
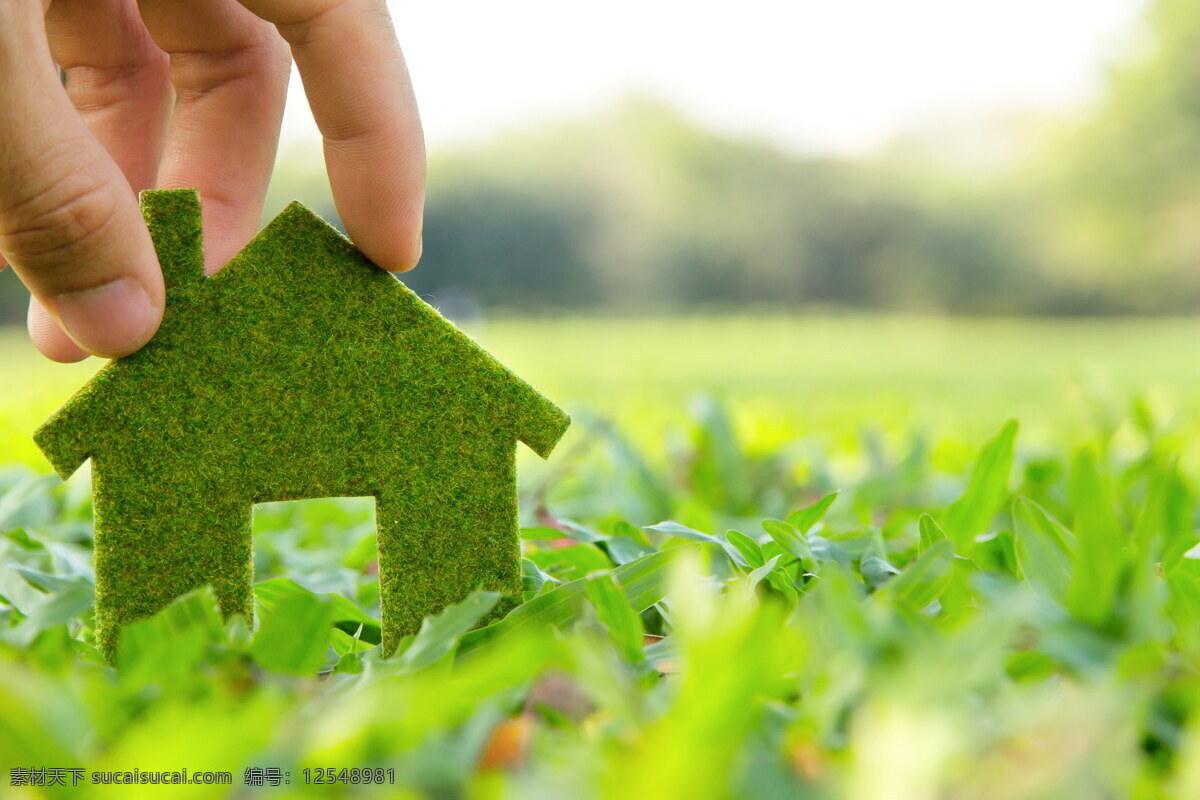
34, 189, 570, 662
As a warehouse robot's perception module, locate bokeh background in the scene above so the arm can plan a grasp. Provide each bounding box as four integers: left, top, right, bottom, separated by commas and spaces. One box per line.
270, 0, 1200, 317
4, 0, 1195, 319
8, 6, 1200, 793
2, 0, 1199, 464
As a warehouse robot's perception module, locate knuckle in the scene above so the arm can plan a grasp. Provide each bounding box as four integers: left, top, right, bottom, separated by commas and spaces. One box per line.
0, 169, 120, 285
170, 36, 292, 103
238, 34, 292, 79
270, 0, 358, 42
62, 56, 171, 115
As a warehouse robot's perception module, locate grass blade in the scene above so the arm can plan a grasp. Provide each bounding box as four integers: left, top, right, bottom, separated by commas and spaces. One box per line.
1013, 496, 1075, 605
786, 492, 839, 535
724, 530, 765, 569
395, 590, 501, 671
116, 586, 224, 684
941, 419, 1018, 555
256, 576, 381, 646
251, 590, 334, 675
586, 573, 645, 662
1067, 448, 1124, 627
460, 546, 692, 653
887, 540, 954, 610
762, 519, 816, 570
918, 513, 947, 553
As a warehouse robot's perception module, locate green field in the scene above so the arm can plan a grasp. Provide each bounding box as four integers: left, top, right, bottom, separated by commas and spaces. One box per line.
7, 314, 1200, 462
2, 316, 1200, 798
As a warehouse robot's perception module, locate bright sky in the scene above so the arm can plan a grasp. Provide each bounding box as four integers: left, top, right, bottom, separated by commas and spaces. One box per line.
281, 0, 1150, 155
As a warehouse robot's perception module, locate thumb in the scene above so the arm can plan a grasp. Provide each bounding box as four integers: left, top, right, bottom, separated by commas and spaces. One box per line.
0, 1, 163, 359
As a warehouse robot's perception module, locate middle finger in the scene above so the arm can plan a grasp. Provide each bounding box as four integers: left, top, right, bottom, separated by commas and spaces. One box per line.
137, 0, 291, 274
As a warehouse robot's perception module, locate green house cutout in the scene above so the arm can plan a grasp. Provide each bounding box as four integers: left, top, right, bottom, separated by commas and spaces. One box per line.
33, 189, 570, 662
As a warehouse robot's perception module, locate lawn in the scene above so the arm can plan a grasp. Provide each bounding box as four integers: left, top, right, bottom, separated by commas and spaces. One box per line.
1, 315, 1200, 798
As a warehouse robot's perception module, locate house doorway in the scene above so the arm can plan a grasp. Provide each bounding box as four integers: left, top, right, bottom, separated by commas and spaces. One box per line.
250, 496, 379, 604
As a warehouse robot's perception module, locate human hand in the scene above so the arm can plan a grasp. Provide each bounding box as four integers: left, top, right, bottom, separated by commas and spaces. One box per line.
0, 0, 425, 362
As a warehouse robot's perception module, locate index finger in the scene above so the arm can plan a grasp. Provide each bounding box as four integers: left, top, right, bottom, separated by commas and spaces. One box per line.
0, 0, 164, 359
236, 0, 425, 272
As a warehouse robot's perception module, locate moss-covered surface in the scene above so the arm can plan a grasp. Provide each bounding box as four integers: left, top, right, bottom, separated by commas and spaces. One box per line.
33, 189, 569, 662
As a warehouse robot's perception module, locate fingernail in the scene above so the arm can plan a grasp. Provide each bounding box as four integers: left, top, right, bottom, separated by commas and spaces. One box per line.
53, 278, 160, 358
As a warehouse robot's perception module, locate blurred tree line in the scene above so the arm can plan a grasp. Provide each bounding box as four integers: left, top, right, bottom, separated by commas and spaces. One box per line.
259, 99, 1056, 316
1, 0, 1197, 321
1033, 0, 1200, 312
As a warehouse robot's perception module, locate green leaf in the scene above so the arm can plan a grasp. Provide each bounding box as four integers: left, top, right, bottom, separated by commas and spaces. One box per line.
807, 535, 853, 570
1167, 561, 1200, 661
688, 394, 752, 513
4, 564, 89, 594
724, 530, 765, 569
585, 573, 645, 662
116, 586, 224, 684
460, 545, 692, 653
1135, 456, 1195, 573
747, 555, 783, 589
918, 514, 947, 553
1066, 448, 1125, 627
941, 420, 1018, 555
528, 543, 614, 581
887, 540, 955, 610
251, 588, 334, 675
610, 519, 653, 547
332, 652, 363, 675
255, 576, 381, 646
0, 474, 57, 532
557, 519, 606, 544
521, 526, 572, 540
604, 520, 655, 565
2, 528, 44, 550
762, 519, 815, 569
1012, 496, 1075, 605
1, 585, 92, 649
1006, 650, 1058, 683
605, 535, 656, 565
522, 558, 558, 598
395, 590, 500, 671
646, 521, 748, 567
860, 539, 901, 589
645, 520, 714, 542
786, 492, 839, 535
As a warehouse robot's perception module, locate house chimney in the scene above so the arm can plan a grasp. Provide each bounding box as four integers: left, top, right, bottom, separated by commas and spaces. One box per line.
138, 189, 204, 301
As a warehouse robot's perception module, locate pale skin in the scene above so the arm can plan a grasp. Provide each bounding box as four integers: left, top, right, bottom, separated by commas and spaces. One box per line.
0, 0, 426, 362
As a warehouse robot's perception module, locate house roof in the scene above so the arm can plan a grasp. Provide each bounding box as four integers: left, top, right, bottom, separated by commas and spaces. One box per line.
34, 189, 570, 482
